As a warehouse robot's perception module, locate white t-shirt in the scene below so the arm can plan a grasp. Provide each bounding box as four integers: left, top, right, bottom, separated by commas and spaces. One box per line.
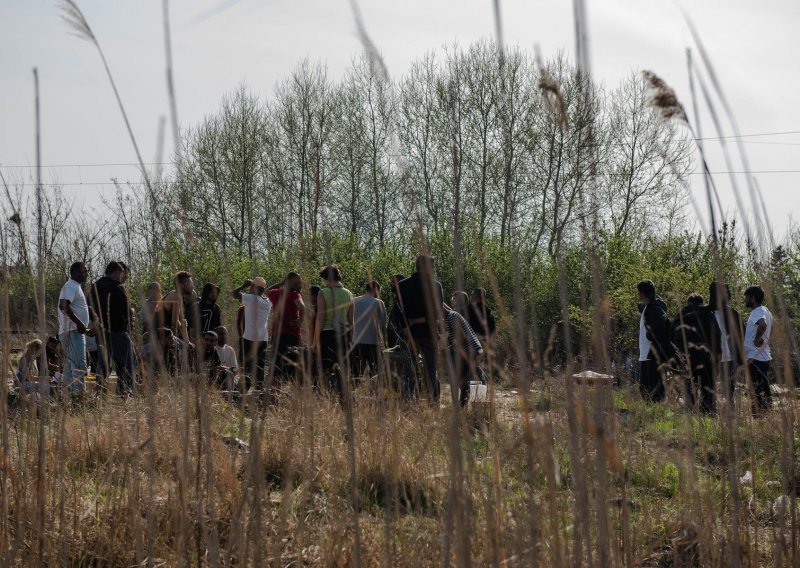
714, 311, 733, 363
744, 305, 772, 361
638, 310, 651, 362
241, 293, 272, 342
58, 279, 89, 334
216, 344, 238, 370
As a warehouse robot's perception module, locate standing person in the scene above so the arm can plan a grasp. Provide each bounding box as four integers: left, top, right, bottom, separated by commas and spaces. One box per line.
397, 255, 445, 403
307, 285, 321, 340
141, 282, 163, 334
636, 280, 672, 402
58, 261, 93, 392
232, 278, 272, 391
447, 292, 484, 407
352, 281, 387, 377
266, 273, 306, 380
743, 286, 773, 414
709, 281, 744, 400
671, 294, 721, 413
215, 326, 238, 390
198, 283, 223, 335
162, 271, 195, 347
311, 265, 354, 395
89, 261, 135, 396
468, 288, 497, 344
387, 274, 408, 349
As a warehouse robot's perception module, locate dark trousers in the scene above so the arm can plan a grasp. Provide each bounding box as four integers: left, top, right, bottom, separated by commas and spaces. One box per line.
88, 346, 107, 380
106, 332, 135, 396
720, 360, 739, 401
450, 353, 472, 408
319, 329, 351, 397
412, 333, 439, 403
273, 333, 300, 380
352, 343, 380, 377
242, 338, 267, 391
748, 359, 772, 413
685, 354, 715, 414
639, 359, 665, 402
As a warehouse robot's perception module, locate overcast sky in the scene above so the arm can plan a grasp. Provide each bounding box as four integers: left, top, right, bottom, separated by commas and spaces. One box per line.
1, 0, 798, 242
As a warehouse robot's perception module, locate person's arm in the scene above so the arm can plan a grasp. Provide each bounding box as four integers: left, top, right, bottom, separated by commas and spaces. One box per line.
294, 296, 306, 330
460, 315, 483, 357
58, 297, 89, 335
347, 300, 355, 332
754, 318, 768, 347
231, 280, 252, 301
312, 292, 326, 350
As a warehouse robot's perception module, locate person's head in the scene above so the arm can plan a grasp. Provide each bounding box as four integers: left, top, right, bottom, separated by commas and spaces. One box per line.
147, 282, 162, 301
451, 291, 469, 314
309, 285, 321, 307
215, 326, 228, 347
173, 271, 194, 295
251, 277, 267, 296
637, 280, 656, 304
319, 264, 341, 285
415, 254, 435, 277
24, 338, 42, 359
69, 261, 89, 284
286, 272, 303, 292
105, 261, 126, 282
470, 287, 486, 305
203, 330, 218, 349
200, 283, 220, 304
708, 280, 731, 308
46, 336, 59, 353
686, 293, 704, 308
157, 328, 176, 348
365, 280, 381, 298
744, 285, 765, 309
119, 262, 129, 283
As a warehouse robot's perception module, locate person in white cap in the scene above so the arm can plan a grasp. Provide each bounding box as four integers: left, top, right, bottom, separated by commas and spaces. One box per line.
232, 277, 272, 391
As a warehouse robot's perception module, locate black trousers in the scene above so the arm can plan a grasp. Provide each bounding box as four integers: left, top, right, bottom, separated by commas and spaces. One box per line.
748, 359, 772, 413
685, 354, 715, 414
450, 353, 472, 408
639, 359, 665, 402
242, 338, 267, 391
412, 333, 439, 403
352, 343, 380, 377
273, 333, 300, 380
319, 329, 351, 397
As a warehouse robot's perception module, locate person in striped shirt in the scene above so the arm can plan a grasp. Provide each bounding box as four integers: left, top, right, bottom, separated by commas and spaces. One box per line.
446, 292, 484, 407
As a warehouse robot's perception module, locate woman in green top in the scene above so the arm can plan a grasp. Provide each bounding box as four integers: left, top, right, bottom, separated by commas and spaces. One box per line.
312, 264, 354, 393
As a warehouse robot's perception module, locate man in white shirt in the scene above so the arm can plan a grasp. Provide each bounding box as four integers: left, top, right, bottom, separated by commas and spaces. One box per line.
58, 262, 94, 392
743, 285, 773, 414
215, 326, 238, 391
232, 277, 272, 391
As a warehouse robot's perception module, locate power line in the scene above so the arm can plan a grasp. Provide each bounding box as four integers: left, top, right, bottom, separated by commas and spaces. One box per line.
696, 130, 800, 141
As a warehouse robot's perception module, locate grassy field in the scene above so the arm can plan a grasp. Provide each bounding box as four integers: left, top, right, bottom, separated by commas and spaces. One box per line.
0, 370, 797, 566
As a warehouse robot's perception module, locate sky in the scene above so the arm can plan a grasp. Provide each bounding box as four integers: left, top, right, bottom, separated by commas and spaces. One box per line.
1, 0, 799, 242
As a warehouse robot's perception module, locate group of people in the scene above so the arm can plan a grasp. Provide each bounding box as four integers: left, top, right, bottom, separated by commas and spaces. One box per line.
636, 279, 774, 415
14, 255, 498, 406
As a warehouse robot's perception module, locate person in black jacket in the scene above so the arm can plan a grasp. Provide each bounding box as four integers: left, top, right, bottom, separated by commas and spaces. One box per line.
671, 294, 721, 413
637, 280, 672, 402
468, 287, 497, 343
89, 261, 135, 396
708, 281, 744, 400
197, 283, 223, 338
397, 256, 445, 403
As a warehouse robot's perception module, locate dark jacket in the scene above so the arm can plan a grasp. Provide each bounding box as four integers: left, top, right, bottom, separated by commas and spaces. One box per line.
640, 297, 672, 362
468, 303, 496, 338
711, 304, 744, 366
671, 303, 721, 365
397, 272, 444, 339
90, 276, 130, 333
197, 300, 222, 334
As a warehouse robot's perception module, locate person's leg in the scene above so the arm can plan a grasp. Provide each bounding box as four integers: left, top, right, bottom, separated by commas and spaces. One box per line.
749, 360, 772, 413
639, 360, 653, 400
366, 344, 380, 377
60, 331, 87, 393
110, 332, 135, 396
698, 357, 715, 414
255, 341, 268, 391
415, 336, 439, 403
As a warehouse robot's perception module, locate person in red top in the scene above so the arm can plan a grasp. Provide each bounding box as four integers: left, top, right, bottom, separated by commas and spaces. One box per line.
267, 272, 306, 379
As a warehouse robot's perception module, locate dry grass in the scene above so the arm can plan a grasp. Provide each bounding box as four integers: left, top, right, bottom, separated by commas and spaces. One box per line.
0, 371, 796, 566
